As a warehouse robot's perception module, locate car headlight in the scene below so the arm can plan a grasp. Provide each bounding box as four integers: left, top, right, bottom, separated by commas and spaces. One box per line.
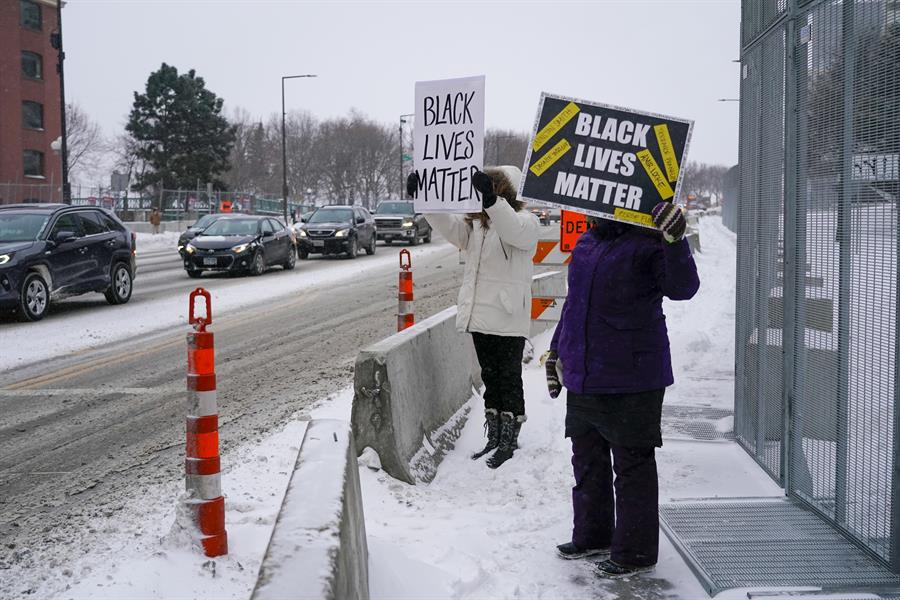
231, 243, 250, 253
402, 220, 414, 228
298, 229, 308, 238
335, 229, 350, 238
0, 253, 12, 266
185, 244, 196, 254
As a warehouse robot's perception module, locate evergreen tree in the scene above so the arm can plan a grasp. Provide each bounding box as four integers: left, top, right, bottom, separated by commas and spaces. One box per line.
126, 63, 236, 191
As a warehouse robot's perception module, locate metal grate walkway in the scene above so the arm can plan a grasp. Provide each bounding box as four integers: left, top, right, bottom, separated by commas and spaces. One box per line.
660, 497, 900, 596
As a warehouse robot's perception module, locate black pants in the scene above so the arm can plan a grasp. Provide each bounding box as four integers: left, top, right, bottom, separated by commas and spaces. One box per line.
567, 390, 664, 567
471, 332, 525, 415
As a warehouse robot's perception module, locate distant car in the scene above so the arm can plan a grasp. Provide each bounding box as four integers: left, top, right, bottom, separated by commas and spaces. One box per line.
182, 215, 295, 278
295, 205, 376, 259
527, 204, 551, 225
177, 213, 222, 254
0, 204, 136, 321
373, 201, 432, 246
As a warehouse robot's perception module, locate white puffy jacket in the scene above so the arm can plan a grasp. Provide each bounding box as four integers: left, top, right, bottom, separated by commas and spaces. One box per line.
426, 201, 540, 337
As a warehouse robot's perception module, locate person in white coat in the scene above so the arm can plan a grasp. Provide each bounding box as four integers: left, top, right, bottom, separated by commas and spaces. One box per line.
407, 166, 540, 468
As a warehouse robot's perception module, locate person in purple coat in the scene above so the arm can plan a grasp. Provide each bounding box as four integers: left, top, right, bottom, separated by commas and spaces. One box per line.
545, 202, 699, 579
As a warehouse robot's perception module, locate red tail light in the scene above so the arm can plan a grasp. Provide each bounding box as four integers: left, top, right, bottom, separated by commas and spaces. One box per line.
131, 231, 137, 255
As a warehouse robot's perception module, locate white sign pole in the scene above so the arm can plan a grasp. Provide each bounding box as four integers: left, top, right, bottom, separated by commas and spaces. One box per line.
413, 75, 485, 213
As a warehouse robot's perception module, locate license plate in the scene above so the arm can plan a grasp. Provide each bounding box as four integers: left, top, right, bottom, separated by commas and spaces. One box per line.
203, 257, 217, 265
312, 240, 324, 248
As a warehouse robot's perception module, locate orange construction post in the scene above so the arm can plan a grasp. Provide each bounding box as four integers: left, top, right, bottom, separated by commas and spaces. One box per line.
398, 249, 414, 331
185, 288, 228, 557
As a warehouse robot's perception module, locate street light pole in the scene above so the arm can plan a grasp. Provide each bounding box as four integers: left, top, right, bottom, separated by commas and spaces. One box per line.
281, 74, 317, 223
399, 113, 414, 200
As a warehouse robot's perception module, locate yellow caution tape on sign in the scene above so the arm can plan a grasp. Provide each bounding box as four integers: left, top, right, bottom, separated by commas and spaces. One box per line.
654, 124, 679, 183
614, 207, 654, 227
636, 149, 675, 200
532, 102, 580, 152
529, 138, 572, 177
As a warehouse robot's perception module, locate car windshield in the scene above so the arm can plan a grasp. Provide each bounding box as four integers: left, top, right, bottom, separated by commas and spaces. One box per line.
0, 212, 49, 242
194, 214, 218, 229
375, 202, 414, 215
308, 208, 352, 224
202, 219, 258, 236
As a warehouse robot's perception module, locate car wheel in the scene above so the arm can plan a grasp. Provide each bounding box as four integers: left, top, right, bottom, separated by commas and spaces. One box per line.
104, 262, 133, 305
298, 247, 309, 260
346, 237, 358, 259
410, 232, 420, 246
251, 251, 266, 275
18, 272, 49, 322
284, 247, 297, 270
424, 228, 432, 243
187, 270, 203, 279
366, 235, 376, 255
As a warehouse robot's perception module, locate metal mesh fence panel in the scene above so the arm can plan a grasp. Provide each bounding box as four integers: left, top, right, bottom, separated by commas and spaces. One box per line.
743, 0, 789, 46
735, 24, 787, 483
790, 0, 900, 566
739, 0, 900, 570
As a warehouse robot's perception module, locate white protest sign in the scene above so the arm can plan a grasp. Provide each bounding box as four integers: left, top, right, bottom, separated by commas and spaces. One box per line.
412, 75, 485, 213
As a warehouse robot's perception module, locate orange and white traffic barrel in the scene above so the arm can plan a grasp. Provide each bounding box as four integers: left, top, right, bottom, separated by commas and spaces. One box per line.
185, 288, 228, 557
398, 249, 414, 331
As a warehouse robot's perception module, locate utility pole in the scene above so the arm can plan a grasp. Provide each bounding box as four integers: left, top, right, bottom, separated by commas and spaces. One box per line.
281, 74, 317, 223
399, 113, 414, 199
52, 1, 69, 204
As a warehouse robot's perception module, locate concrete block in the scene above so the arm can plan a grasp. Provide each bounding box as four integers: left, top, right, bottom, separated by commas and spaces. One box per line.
352, 307, 481, 484
252, 419, 369, 600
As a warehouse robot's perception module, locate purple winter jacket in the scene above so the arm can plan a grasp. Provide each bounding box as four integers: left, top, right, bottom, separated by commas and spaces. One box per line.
550, 227, 700, 394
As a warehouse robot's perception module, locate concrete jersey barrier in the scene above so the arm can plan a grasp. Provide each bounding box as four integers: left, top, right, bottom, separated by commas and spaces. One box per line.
252, 419, 369, 600
352, 306, 481, 484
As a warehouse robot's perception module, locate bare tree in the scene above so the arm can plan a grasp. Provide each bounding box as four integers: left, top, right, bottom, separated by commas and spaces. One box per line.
66, 102, 105, 182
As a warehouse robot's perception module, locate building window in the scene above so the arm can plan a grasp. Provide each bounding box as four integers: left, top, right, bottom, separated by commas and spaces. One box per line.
20, 0, 41, 31
22, 101, 44, 130
22, 51, 42, 79
24, 150, 44, 178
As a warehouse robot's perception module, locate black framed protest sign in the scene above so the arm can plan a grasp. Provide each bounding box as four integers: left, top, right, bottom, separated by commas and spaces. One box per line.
519, 93, 693, 229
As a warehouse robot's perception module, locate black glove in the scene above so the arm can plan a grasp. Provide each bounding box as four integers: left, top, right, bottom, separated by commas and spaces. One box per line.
406, 172, 420, 199
651, 202, 687, 243
471, 170, 497, 209
544, 350, 562, 399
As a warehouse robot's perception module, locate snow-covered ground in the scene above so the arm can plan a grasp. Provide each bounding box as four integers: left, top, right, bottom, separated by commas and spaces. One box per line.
11, 216, 786, 600
135, 231, 181, 253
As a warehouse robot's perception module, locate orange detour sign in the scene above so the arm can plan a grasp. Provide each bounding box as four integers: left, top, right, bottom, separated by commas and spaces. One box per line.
560, 210, 589, 252
185, 288, 228, 557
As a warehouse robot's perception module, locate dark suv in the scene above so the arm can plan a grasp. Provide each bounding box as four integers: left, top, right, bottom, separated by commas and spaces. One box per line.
296, 206, 376, 259
373, 201, 432, 245
0, 204, 136, 321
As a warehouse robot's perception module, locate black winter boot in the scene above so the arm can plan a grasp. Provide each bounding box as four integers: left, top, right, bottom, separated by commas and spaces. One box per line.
471, 409, 501, 460
486, 412, 525, 469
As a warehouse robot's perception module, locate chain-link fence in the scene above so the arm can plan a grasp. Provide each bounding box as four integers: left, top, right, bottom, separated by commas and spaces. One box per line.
736, 0, 900, 570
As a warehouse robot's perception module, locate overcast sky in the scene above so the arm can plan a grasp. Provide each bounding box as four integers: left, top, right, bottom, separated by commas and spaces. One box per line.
64, 0, 741, 166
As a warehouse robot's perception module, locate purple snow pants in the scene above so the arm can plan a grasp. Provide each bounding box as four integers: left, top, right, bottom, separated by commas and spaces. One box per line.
570, 428, 659, 567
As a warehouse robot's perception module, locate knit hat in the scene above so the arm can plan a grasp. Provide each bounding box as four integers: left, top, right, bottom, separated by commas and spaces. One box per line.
484, 165, 522, 202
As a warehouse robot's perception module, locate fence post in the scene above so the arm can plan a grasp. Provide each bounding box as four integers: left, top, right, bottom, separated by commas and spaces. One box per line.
185, 288, 228, 557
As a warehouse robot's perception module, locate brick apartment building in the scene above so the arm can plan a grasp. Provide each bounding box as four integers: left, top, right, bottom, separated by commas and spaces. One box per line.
0, 0, 63, 204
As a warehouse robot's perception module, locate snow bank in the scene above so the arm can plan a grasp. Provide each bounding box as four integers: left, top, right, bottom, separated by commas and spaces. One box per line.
135, 231, 181, 253
32, 421, 308, 600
